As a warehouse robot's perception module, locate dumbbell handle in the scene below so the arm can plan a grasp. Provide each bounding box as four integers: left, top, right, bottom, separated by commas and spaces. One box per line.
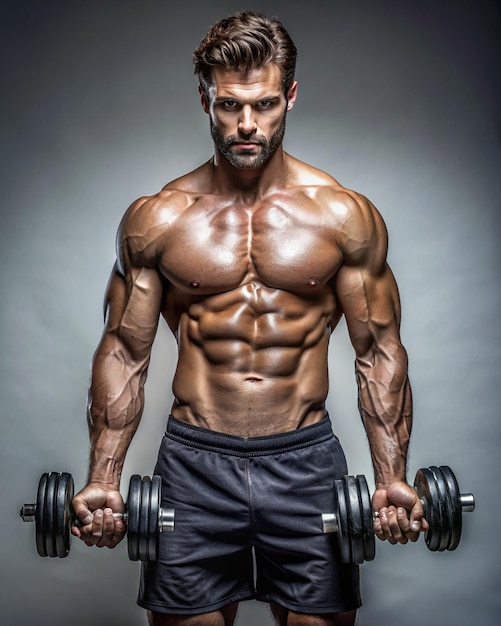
20, 503, 175, 533
321, 508, 405, 534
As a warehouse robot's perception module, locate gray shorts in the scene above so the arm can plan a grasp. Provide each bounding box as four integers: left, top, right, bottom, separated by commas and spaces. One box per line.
137, 415, 361, 615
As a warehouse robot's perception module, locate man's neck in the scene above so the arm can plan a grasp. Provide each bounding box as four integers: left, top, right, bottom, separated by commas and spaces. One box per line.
210, 147, 290, 201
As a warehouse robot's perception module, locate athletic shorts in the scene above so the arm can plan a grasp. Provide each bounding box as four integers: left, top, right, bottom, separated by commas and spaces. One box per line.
137, 415, 361, 615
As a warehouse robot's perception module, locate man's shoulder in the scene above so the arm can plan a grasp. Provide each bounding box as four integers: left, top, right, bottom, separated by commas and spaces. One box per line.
287, 156, 388, 265
116, 164, 213, 269
286, 155, 376, 217
121, 164, 212, 232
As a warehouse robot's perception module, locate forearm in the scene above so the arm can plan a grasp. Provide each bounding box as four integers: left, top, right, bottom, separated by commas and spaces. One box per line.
356, 348, 412, 488
86, 347, 149, 486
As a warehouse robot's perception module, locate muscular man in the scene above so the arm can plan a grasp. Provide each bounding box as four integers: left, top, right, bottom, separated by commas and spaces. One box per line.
71, 11, 427, 626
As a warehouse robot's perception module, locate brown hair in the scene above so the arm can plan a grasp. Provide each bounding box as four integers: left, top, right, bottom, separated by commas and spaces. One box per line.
193, 11, 297, 96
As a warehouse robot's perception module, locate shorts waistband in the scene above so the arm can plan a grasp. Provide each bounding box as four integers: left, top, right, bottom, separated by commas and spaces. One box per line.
165, 415, 333, 457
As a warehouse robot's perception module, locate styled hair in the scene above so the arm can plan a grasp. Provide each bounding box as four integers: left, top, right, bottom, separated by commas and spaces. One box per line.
193, 11, 297, 96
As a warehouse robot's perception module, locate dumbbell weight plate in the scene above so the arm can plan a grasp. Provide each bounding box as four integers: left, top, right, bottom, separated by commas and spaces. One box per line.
137, 477, 149, 561
357, 474, 375, 562
35, 473, 49, 557
334, 478, 351, 564
343, 476, 364, 565
138, 477, 151, 562
414, 467, 443, 552
127, 475, 142, 561
43, 472, 59, 558
54, 472, 74, 558
147, 476, 161, 561
428, 466, 453, 551
436, 465, 462, 551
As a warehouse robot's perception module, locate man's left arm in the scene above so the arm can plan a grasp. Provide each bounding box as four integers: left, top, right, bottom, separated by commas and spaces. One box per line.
334, 194, 428, 544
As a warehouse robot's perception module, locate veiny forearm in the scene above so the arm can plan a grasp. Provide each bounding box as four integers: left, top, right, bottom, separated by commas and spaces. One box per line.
86, 344, 149, 486
356, 344, 412, 488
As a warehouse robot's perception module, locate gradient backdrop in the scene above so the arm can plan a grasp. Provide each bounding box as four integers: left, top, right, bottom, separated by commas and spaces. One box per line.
2, 1, 500, 624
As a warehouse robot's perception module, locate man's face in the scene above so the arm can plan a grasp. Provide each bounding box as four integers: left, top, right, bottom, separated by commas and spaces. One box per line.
201, 64, 297, 169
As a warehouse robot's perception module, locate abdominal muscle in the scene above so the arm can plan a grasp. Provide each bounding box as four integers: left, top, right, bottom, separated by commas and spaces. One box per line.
169, 281, 336, 437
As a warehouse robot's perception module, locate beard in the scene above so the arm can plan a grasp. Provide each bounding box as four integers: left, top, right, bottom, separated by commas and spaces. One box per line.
210, 113, 287, 169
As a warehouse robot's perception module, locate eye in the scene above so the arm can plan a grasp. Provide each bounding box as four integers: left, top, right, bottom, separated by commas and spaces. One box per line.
258, 100, 274, 109
222, 100, 239, 110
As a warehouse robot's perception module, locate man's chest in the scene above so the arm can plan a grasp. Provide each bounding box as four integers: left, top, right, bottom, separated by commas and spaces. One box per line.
158, 200, 343, 294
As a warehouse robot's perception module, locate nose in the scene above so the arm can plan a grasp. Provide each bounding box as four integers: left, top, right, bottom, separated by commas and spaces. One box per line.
238, 105, 257, 135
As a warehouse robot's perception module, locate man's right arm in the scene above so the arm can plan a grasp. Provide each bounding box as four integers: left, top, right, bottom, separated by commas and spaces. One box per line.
72, 202, 164, 548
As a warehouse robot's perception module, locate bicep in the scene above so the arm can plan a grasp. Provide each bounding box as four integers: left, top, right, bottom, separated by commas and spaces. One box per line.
99, 262, 163, 363
335, 262, 403, 361
333, 192, 403, 360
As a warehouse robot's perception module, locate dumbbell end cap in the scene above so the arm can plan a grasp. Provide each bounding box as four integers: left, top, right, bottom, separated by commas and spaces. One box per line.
322, 513, 338, 534
159, 508, 175, 533
460, 493, 475, 513
20, 504, 36, 522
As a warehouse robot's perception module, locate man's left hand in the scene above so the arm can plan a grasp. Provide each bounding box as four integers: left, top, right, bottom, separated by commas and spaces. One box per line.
372, 481, 429, 544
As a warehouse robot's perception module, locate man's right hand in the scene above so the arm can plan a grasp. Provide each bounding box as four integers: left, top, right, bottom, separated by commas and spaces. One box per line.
71, 483, 126, 549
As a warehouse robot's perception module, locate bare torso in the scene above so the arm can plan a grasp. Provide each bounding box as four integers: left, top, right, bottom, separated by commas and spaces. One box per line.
124, 155, 365, 436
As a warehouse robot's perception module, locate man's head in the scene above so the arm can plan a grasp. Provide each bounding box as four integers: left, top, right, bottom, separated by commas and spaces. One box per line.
193, 12, 298, 169
193, 11, 297, 99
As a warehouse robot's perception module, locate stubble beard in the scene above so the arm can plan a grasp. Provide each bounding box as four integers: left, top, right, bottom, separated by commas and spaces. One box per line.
210, 113, 287, 170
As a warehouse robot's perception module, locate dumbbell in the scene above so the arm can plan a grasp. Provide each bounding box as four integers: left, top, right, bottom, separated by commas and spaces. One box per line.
322, 465, 475, 564
20, 472, 175, 561
22, 466, 474, 566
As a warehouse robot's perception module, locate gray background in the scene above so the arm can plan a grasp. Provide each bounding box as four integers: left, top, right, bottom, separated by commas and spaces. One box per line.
1, 0, 499, 624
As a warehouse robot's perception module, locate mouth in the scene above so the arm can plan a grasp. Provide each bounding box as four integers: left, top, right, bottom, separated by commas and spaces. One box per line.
231, 142, 260, 150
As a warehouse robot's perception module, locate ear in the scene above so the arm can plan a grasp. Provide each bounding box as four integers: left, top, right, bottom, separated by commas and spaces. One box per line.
199, 85, 210, 114
286, 80, 298, 111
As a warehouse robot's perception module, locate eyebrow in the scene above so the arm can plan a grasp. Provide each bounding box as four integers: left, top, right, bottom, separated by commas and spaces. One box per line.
214, 95, 282, 104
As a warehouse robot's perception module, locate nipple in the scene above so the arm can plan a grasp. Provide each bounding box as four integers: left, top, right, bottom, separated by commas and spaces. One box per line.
305, 276, 319, 287
189, 280, 201, 289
